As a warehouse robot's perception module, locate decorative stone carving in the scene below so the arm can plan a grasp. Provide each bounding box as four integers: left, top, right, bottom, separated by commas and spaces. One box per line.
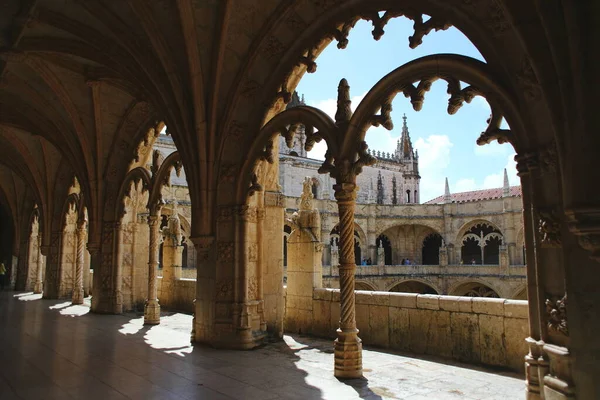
300, 177, 314, 211
538, 209, 561, 247
546, 294, 568, 336
264, 191, 285, 207
216, 279, 233, 298
247, 277, 258, 299
565, 208, 600, 261
219, 163, 237, 183
217, 242, 234, 262
261, 35, 286, 59
516, 58, 541, 100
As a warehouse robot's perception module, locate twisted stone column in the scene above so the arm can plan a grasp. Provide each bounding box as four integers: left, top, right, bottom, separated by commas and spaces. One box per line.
333, 180, 363, 378
144, 214, 161, 325
71, 220, 86, 304
33, 238, 43, 294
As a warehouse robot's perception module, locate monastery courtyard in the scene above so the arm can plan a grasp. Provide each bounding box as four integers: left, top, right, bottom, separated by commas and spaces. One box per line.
1, 291, 523, 400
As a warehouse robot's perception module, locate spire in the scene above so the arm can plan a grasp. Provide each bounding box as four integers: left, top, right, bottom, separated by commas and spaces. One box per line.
503, 168, 510, 197
285, 91, 305, 109
443, 177, 451, 203
400, 113, 414, 159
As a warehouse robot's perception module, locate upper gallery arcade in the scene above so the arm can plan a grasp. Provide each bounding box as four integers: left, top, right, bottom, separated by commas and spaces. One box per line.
0, 1, 599, 399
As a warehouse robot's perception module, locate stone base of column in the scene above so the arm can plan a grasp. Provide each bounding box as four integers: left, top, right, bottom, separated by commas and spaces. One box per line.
71, 288, 84, 305
334, 328, 363, 379
144, 299, 161, 325
525, 354, 542, 399
33, 282, 43, 294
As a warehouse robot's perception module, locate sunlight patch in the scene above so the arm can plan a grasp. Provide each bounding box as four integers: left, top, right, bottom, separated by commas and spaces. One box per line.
59, 304, 90, 317
49, 301, 72, 309
119, 316, 144, 335
15, 293, 42, 301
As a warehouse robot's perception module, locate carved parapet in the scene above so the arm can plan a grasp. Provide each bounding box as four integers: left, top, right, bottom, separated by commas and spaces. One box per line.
565, 208, 600, 261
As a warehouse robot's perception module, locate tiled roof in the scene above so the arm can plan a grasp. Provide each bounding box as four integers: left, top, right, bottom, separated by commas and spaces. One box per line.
425, 186, 521, 204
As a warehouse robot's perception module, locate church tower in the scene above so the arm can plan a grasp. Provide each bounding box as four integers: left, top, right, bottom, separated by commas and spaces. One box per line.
395, 114, 420, 203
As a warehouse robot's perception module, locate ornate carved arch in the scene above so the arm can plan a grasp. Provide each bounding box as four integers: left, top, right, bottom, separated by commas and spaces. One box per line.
115, 167, 152, 220
148, 151, 183, 215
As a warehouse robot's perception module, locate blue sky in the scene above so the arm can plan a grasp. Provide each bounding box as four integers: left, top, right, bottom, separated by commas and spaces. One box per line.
295, 18, 518, 203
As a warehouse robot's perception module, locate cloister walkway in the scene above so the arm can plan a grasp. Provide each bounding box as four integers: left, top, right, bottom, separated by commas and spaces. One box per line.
0, 291, 523, 400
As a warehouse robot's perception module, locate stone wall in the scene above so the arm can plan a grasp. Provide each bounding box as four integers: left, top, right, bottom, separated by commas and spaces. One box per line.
306, 289, 528, 373
90, 271, 196, 314
156, 277, 195, 314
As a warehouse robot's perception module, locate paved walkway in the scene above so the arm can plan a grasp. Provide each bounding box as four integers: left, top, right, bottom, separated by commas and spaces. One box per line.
0, 291, 525, 399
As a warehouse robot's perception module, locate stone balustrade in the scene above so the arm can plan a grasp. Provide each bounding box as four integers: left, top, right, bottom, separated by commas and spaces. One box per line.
323, 264, 527, 277
307, 289, 528, 372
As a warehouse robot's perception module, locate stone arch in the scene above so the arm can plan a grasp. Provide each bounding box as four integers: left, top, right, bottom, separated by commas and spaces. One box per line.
511, 286, 528, 301
379, 223, 442, 265
355, 280, 377, 291
387, 278, 440, 295
458, 220, 503, 265
422, 232, 443, 265
448, 280, 502, 298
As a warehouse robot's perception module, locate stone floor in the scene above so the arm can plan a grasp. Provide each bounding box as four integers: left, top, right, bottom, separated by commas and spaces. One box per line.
0, 291, 525, 400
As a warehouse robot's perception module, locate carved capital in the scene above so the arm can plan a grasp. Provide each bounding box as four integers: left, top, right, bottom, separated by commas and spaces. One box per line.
565, 208, 600, 261
538, 208, 561, 248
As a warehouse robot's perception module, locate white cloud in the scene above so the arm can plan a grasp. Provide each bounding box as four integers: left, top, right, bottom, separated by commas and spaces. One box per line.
413, 135, 454, 202
307, 93, 368, 160
450, 152, 519, 196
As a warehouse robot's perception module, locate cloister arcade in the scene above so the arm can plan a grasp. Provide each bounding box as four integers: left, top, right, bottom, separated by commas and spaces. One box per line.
0, 1, 598, 399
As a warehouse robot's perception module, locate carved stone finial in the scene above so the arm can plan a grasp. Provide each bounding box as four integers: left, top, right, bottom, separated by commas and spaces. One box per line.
335, 78, 352, 124
300, 177, 314, 211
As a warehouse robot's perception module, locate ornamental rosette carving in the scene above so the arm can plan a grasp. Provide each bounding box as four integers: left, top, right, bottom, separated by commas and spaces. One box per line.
546, 294, 568, 336
216, 279, 233, 298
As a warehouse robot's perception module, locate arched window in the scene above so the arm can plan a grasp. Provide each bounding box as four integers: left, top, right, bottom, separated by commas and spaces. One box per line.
414, 190, 418, 204
461, 223, 503, 265
422, 233, 442, 265
406, 190, 411, 203
375, 235, 392, 265
311, 182, 318, 199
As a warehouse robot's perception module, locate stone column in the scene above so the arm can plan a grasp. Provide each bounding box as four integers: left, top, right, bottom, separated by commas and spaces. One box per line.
113, 222, 123, 314
33, 240, 44, 294
262, 191, 285, 338
333, 179, 362, 379
71, 220, 86, 305
190, 235, 215, 343
144, 214, 161, 325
